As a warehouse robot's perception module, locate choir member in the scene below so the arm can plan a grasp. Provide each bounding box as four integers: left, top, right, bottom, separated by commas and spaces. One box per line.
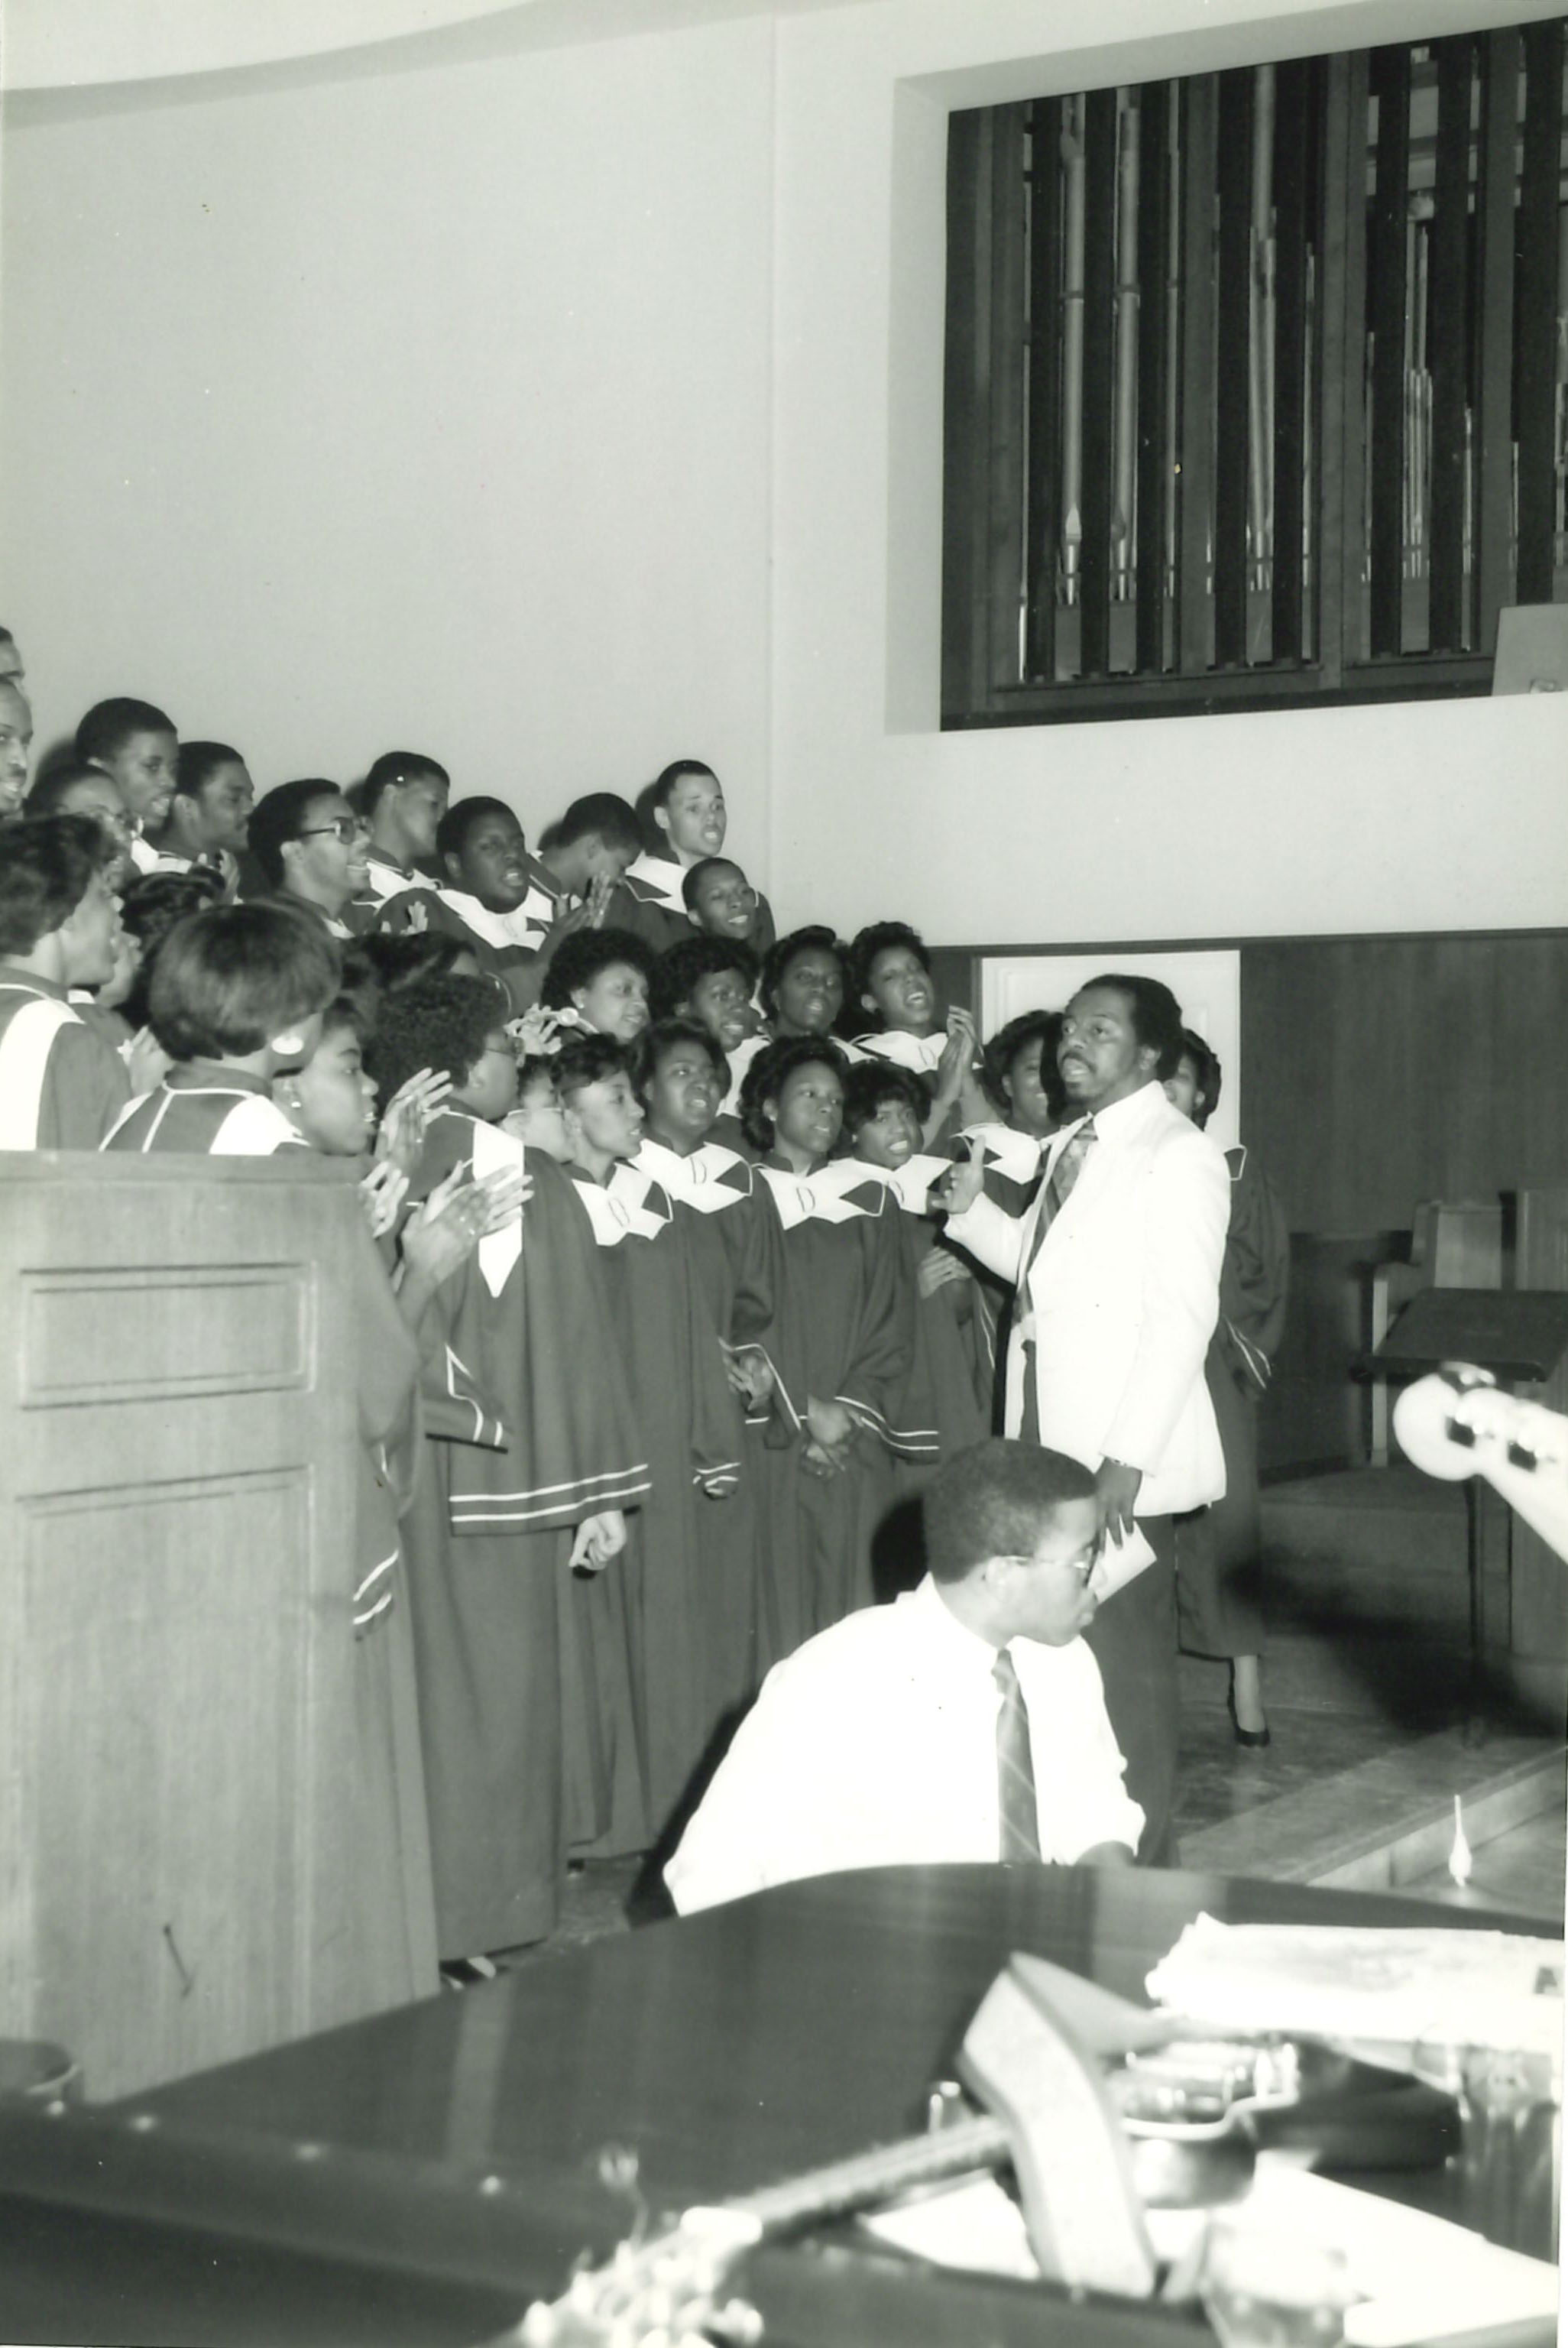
102, 903, 466, 2007
650, 932, 762, 1130
358, 752, 449, 906
631, 1017, 787, 1715
247, 779, 372, 939
22, 762, 138, 891
399, 795, 565, 1010
843, 1059, 987, 1465
147, 741, 254, 890
539, 926, 654, 1044
534, 793, 643, 907
954, 1007, 1066, 1403
0, 678, 34, 820
846, 919, 980, 1145
1165, 1026, 1289, 1747
0, 626, 23, 687
739, 1036, 917, 1646
366, 978, 648, 1960
682, 855, 763, 949
0, 815, 130, 1146
103, 900, 338, 1153
557, 1032, 744, 1840
622, 761, 776, 955
76, 696, 180, 874
759, 925, 859, 1053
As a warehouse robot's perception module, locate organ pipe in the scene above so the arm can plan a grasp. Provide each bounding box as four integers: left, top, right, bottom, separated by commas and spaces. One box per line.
1061, 96, 1087, 605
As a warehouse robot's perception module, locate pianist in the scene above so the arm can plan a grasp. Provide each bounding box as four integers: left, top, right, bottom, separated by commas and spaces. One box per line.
666, 1440, 1142, 1913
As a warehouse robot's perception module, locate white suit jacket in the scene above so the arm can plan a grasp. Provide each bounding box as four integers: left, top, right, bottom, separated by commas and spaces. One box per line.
946, 1082, 1230, 1516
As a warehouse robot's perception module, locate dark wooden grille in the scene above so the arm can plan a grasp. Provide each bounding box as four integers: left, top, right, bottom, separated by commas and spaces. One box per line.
942, 24, 1568, 725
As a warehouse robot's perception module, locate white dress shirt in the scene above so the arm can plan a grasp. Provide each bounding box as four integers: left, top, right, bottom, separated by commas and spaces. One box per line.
944, 1079, 1229, 1516
665, 1575, 1142, 1912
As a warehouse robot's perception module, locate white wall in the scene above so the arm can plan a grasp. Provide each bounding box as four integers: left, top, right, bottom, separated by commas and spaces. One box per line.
2, 0, 1564, 942
0, 15, 776, 844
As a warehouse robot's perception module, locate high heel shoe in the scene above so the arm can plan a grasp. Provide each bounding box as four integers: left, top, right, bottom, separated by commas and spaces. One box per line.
1227, 1686, 1272, 1749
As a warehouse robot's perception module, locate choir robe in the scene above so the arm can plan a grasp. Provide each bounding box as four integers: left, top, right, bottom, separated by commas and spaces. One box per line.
857, 1153, 988, 1464
0, 966, 130, 1148
369, 884, 543, 1013
753, 1158, 918, 1647
104, 1063, 439, 2008
633, 1136, 789, 1723
945, 1122, 1045, 1428
567, 1159, 744, 1843
1174, 1143, 1291, 1659
402, 1114, 650, 1953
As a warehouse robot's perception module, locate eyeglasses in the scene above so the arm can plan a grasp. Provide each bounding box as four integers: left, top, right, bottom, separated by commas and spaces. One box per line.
994, 1549, 1100, 1584
296, 816, 365, 846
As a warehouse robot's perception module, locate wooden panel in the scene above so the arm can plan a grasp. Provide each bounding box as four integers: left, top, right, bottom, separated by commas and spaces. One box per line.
1472, 28, 1519, 660
1242, 931, 1568, 1236
1515, 18, 1565, 607
0, 1155, 368, 2100
1213, 67, 1254, 668
19, 1263, 309, 1404
1367, 46, 1411, 659
1511, 1185, 1568, 1664
1080, 86, 1119, 679
1178, 73, 1218, 675
1427, 34, 1474, 655
1135, 79, 1171, 675
1024, 99, 1064, 683
1271, 59, 1312, 665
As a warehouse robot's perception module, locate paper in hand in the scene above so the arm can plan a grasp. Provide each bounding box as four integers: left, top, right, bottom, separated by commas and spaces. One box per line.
1090, 1522, 1156, 1600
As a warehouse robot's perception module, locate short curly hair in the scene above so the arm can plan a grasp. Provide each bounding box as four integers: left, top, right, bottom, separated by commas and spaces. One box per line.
553, 1031, 633, 1103
842, 1058, 929, 1137
980, 1009, 1065, 1124
758, 925, 848, 1024
539, 925, 656, 1013
1175, 1026, 1223, 1128
650, 932, 758, 1021
631, 1017, 727, 1100
361, 975, 509, 1104
846, 920, 931, 1020
118, 868, 228, 1031
737, 1033, 849, 1156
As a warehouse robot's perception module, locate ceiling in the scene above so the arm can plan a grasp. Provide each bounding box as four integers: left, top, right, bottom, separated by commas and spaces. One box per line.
1, 0, 867, 94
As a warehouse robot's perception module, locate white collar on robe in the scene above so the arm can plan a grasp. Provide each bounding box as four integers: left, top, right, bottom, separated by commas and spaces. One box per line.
721, 1030, 769, 1114
436, 883, 555, 949
849, 1152, 951, 1215
469, 1117, 527, 1296
633, 1136, 753, 1213
756, 1157, 889, 1232
623, 851, 690, 914
958, 1120, 1045, 1186
850, 1028, 946, 1075
570, 1160, 672, 1245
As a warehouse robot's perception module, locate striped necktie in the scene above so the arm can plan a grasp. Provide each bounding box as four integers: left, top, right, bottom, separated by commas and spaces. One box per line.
1022, 1114, 1097, 1286
993, 1647, 1042, 1863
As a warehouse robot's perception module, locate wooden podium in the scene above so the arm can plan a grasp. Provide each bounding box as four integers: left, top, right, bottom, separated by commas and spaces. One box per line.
0, 1152, 391, 2100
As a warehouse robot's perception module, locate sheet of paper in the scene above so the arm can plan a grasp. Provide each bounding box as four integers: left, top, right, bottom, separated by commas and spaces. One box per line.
1090, 1522, 1156, 1600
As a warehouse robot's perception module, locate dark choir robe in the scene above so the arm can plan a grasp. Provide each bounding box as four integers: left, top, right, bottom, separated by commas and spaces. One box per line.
753, 1159, 919, 1648
946, 1121, 1045, 1426
859, 1152, 990, 1465
402, 1112, 649, 1954
368, 882, 546, 1013
0, 966, 130, 1147
566, 1159, 745, 1844
1175, 1143, 1291, 1659
105, 1066, 439, 2007
633, 1136, 789, 1722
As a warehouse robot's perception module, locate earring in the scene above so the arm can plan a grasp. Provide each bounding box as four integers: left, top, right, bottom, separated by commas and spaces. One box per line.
272, 1031, 305, 1056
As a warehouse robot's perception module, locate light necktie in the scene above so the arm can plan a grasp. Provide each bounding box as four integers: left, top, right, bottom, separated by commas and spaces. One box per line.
1021, 1114, 1097, 1286
993, 1646, 1042, 1864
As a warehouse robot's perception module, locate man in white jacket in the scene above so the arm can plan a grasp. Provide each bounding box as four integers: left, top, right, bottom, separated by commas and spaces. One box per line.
940, 973, 1229, 1862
